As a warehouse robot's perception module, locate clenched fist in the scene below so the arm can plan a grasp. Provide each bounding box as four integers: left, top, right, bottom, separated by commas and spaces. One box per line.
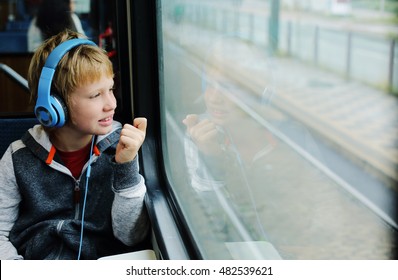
183, 114, 223, 156
115, 118, 147, 163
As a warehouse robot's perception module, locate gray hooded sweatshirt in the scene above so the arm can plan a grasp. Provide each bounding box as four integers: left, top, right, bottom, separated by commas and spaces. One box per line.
0, 121, 149, 260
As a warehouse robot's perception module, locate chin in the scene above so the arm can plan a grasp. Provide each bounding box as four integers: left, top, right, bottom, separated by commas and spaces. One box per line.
92, 126, 113, 136
212, 118, 227, 126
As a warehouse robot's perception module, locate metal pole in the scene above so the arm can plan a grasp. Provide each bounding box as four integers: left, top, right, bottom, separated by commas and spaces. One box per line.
346, 31, 352, 80
388, 39, 396, 93
314, 25, 319, 65
287, 21, 292, 56
268, 0, 280, 55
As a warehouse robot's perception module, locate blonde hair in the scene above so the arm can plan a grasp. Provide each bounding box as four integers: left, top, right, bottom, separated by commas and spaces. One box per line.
28, 30, 114, 108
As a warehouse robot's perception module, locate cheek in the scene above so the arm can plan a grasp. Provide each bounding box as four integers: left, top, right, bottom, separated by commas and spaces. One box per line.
204, 89, 221, 104
68, 104, 95, 124
224, 99, 239, 111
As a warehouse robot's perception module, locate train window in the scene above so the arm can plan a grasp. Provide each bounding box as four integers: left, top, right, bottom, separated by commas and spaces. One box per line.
158, 0, 398, 259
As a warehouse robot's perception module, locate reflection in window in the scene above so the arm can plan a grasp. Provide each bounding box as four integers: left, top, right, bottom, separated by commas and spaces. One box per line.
159, 0, 398, 259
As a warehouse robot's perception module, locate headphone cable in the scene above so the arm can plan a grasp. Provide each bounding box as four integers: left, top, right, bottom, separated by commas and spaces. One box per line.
77, 135, 96, 260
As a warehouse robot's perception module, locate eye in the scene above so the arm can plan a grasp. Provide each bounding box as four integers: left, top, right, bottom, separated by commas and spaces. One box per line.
90, 92, 101, 99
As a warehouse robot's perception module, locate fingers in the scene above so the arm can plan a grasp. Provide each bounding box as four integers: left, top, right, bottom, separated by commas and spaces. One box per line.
119, 125, 145, 146
133, 117, 147, 132
115, 118, 147, 163
182, 114, 199, 129
183, 114, 223, 156
189, 119, 217, 142
183, 114, 215, 138
120, 119, 146, 147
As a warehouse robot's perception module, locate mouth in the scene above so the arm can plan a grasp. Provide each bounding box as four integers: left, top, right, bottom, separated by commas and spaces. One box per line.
99, 116, 112, 122
98, 116, 113, 126
209, 108, 228, 119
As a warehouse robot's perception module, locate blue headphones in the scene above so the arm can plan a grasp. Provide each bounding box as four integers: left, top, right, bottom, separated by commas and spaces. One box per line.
35, 38, 97, 127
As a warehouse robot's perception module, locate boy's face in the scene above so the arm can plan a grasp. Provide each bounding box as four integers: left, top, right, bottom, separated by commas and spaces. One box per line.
67, 75, 117, 136
204, 70, 243, 127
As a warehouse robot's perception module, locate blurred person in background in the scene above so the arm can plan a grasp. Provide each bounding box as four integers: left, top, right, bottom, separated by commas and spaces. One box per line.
27, 0, 85, 52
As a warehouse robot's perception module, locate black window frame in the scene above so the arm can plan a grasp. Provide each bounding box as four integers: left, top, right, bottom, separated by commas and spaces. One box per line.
115, 0, 200, 260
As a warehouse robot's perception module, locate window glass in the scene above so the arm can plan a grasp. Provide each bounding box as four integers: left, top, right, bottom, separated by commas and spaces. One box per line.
159, 0, 398, 259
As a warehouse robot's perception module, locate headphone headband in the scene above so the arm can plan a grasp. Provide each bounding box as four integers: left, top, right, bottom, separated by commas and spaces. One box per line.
45, 39, 96, 68
35, 38, 97, 128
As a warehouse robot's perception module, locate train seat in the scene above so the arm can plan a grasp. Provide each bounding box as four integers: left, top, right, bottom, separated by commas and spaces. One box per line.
0, 117, 39, 157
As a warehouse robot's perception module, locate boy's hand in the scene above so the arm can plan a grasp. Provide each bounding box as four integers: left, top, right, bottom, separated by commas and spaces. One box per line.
115, 118, 147, 163
183, 114, 222, 156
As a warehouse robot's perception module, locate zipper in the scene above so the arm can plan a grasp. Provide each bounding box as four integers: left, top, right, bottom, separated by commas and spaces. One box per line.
73, 150, 97, 219
74, 179, 80, 219
54, 220, 65, 260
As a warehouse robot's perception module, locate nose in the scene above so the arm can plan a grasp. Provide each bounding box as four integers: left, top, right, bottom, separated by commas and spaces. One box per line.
104, 91, 117, 111
206, 87, 225, 104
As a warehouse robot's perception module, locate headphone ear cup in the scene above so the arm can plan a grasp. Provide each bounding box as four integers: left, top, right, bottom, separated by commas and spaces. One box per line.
50, 93, 68, 127
35, 39, 96, 128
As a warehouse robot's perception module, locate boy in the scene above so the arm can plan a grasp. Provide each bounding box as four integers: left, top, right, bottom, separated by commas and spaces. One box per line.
0, 30, 149, 259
